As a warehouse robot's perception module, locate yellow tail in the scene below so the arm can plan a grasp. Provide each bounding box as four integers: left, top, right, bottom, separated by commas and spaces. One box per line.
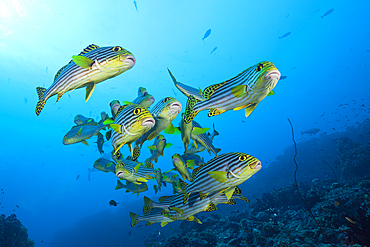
143, 196, 153, 215
129, 212, 139, 227
35, 87, 46, 116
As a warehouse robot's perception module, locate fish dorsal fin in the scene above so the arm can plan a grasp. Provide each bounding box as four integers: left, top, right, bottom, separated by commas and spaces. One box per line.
202, 82, 227, 99
114, 105, 128, 120
54, 64, 68, 82
77, 44, 100, 56
191, 166, 203, 181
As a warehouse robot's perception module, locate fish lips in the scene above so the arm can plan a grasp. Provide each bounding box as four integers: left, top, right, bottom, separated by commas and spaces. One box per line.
251, 161, 262, 171
116, 171, 125, 178
120, 55, 136, 69
140, 117, 155, 128
169, 102, 182, 114
264, 70, 281, 81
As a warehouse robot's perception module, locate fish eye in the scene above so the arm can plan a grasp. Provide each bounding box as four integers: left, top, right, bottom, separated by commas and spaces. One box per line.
256, 64, 263, 72
112, 46, 122, 52
133, 108, 141, 115
163, 97, 170, 103
239, 155, 247, 161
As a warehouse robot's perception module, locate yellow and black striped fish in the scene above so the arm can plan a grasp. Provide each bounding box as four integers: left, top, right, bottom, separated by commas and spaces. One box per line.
130, 209, 175, 227
36, 44, 135, 116
131, 87, 155, 108
109, 104, 155, 157
180, 152, 261, 204
190, 120, 221, 156
115, 160, 155, 185
169, 61, 280, 123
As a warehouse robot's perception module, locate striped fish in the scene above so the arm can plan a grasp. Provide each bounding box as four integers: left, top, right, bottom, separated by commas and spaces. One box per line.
131, 87, 155, 108
130, 209, 175, 227
143, 135, 171, 168
169, 61, 280, 123
109, 104, 155, 157
115, 180, 148, 197
36, 44, 135, 116
62, 122, 106, 145
132, 97, 181, 160
115, 160, 155, 184
180, 152, 261, 204
143, 195, 176, 215
172, 153, 193, 182
93, 158, 116, 173
190, 120, 221, 156
181, 154, 205, 166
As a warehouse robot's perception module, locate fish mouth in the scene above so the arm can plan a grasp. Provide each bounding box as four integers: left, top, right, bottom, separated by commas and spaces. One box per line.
147, 96, 155, 103
251, 161, 262, 171
264, 70, 281, 80
170, 102, 182, 113
140, 117, 155, 128
116, 171, 124, 178
121, 55, 136, 68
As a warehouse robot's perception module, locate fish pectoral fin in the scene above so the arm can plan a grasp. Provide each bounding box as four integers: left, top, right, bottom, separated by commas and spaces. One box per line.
110, 124, 122, 134
192, 127, 209, 135
244, 103, 258, 117
192, 140, 198, 149
208, 108, 226, 117
85, 83, 96, 102
147, 145, 157, 151
224, 187, 236, 200
164, 122, 175, 134
128, 143, 134, 157
208, 171, 228, 183
77, 127, 83, 136
136, 178, 148, 183
231, 85, 247, 98
171, 207, 184, 215
81, 140, 89, 146
205, 202, 217, 212
134, 163, 141, 173
72, 55, 94, 69
267, 90, 275, 96
233, 104, 251, 111
165, 143, 172, 149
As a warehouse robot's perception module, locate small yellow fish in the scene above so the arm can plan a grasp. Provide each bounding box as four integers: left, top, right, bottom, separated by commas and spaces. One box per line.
345, 217, 356, 224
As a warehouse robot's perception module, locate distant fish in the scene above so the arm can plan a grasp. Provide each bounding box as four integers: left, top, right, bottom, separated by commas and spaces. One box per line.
128, 231, 131, 236
68, 94, 71, 99
280, 76, 287, 80
76, 174, 80, 181
46, 67, 48, 73
313, 9, 320, 13
279, 32, 291, 39
301, 128, 321, 135
345, 216, 356, 224
133, 0, 138, 12
109, 199, 118, 206
321, 9, 334, 18
202, 29, 211, 41
172, 88, 177, 96
210, 47, 217, 54
24, 97, 28, 104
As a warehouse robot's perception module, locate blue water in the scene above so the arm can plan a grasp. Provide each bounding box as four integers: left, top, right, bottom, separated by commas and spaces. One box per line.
0, 0, 369, 246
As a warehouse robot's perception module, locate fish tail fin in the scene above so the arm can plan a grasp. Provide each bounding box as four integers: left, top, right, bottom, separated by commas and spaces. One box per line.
213, 123, 219, 137
129, 212, 139, 227
35, 87, 47, 116
184, 95, 200, 124
216, 148, 221, 154
143, 196, 154, 215
153, 185, 158, 195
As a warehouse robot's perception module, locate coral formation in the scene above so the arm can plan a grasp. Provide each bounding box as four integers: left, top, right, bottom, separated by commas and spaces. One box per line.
0, 214, 35, 247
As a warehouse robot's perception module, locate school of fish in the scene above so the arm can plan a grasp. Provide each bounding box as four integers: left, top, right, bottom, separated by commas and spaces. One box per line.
37, 43, 281, 227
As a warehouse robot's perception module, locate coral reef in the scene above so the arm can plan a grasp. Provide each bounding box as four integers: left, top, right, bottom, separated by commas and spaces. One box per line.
145, 179, 370, 247
0, 214, 35, 247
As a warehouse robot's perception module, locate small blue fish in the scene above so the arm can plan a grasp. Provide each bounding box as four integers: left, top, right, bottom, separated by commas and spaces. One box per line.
279, 32, 291, 39
321, 9, 334, 18
210, 47, 217, 54
46, 67, 48, 73
202, 29, 211, 41
24, 97, 28, 104
280, 76, 287, 80
172, 88, 177, 96
133, 0, 138, 12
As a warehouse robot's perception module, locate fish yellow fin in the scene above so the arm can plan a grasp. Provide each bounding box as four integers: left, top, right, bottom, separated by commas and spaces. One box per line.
164, 122, 175, 134
115, 180, 123, 190
171, 207, 184, 215
85, 83, 96, 102
161, 222, 169, 227
56, 91, 64, 102
81, 140, 89, 146
128, 143, 134, 157
77, 127, 83, 136
208, 108, 226, 117
226, 199, 236, 205
148, 145, 157, 151
267, 90, 275, 96
233, 105, 248, 111
110, 124, 122, 134
72, 55, 94, 69
134, 163, 141, 173
129, 212, 139, 227
198, 87, 203, 96
192, 127, 209, 135
205, 202, 217, 212
186, 160, 195, 168
231, 85, 247, 98
137, 177, 148, 183
224, 187, 236, 200
165, 143, 172, 148
146, 221, 154, 226
143, 196, 154, 215
103, 119, 114, 125
199, 192, 208, 200
245, 103, 258, 117
35, 87, 46, 116
208, 171, 228, 183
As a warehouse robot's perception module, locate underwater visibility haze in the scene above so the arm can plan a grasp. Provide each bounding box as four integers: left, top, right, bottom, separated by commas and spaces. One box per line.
1, 0, 370, 246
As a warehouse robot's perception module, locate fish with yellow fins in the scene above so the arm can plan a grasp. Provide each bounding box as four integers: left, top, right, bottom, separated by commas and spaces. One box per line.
132, 87, 155, 108
62, 121, 107, 146
105, 103, 155, 157
36, 44, 135, 116
180, 152, 261, 204
115, 160, 155, 185
115, 180, 148, 197
143, 135, 172, 168
169, 61, 280, 123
